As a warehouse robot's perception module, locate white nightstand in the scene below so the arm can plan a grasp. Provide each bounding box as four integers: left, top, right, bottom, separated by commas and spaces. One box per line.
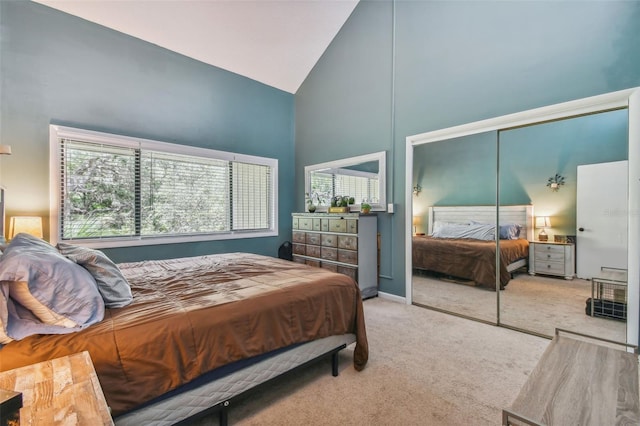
528, 241, 575, 280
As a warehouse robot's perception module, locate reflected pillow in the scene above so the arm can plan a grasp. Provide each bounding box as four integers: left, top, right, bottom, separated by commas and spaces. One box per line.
57, 242, 133, 308
499, 223, 522, 240
430, 220, 469, 236
432, 222, 495, 241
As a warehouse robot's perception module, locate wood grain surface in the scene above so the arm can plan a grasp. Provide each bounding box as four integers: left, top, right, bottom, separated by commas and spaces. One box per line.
507, 335, 639, 425
0, 351, 113, 425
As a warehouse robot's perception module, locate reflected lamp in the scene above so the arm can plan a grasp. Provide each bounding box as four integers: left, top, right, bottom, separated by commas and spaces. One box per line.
535, 216, 551, 241
412, 215, 423, 235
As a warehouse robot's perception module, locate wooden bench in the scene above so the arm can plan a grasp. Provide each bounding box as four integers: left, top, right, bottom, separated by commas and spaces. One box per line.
503, 329, 640, 425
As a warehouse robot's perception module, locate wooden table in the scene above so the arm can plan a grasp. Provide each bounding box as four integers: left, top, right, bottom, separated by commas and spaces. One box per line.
0, 351, 113, 425
503, 329, 639, 425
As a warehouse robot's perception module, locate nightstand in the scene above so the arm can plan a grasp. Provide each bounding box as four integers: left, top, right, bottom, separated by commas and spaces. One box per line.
0, 351, 113, 425
528, 241, 575, 280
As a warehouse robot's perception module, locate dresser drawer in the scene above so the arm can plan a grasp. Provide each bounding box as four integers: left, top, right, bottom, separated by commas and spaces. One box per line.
321, 262, 338, 273
534, 251, 565, 262
292, 231, 306, 243
338, 235, 358, 250
536, 244, 565, 255
534, 261, 565, 275
347, 219, 358, 234
292, 217, 299, 229
298, 217, 313, 230
338, 249, 358, 265
329, 219, 347, 233
306, 244, 321, 258
321, 233, 338, 247
292, 243, 306, 255
306, 232, 321, 245
292, 255, 306, 264
337, 265, 358, 282
321, 219, 330, 232
321, 247, 338, 261
306, 259, 320, 268
312, 218, 321, 231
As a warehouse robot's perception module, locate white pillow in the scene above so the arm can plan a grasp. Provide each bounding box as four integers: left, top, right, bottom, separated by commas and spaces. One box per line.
9, 281, 78, 328
430, 220, 469, 236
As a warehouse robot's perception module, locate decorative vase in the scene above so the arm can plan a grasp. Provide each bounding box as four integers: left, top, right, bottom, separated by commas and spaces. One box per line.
308, 204, 316, 213
361, 208, 370, 214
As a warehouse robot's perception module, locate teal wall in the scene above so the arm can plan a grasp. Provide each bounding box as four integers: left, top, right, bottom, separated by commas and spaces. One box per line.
412, 110, 628, 237
295, 0, 640, 297
0, 1, 295, 262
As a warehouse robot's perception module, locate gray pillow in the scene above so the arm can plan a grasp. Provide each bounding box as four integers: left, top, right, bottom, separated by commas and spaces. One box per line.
57, 242, 133, 308
0, 233, 104, 339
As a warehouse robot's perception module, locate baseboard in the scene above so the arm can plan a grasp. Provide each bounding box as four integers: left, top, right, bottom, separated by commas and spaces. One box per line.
377, 291, 406, 304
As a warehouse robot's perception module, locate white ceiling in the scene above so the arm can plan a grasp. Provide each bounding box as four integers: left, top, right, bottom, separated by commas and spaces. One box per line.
34, 0, 359, 94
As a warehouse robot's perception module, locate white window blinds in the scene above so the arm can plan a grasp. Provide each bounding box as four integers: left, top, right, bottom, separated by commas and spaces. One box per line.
53, 126, 277, 246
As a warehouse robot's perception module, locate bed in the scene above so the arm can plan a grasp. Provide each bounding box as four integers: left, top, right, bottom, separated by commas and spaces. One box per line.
0, 235, 368, 425
412, 205, 533, 290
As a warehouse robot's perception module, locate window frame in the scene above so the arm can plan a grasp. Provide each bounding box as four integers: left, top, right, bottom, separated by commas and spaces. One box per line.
49, 125, 278, 248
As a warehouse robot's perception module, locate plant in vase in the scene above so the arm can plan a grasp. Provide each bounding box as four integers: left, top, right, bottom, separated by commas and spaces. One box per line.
305, 192, 324, 212
361, 203, 371, 214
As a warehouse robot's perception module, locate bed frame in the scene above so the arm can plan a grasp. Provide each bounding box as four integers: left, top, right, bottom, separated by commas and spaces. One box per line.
114, 334, 356, 426
426, 204, 534, 272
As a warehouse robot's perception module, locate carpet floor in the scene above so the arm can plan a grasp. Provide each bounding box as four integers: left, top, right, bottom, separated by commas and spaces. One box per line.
191, 297, 548, 425
412, 271, 626, 342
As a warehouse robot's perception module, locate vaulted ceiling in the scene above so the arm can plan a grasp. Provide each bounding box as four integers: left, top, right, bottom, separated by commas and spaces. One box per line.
34, 0, 359, 94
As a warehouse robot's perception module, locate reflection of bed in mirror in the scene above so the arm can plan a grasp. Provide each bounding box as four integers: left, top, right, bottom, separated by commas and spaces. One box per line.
412, 205, 533, 290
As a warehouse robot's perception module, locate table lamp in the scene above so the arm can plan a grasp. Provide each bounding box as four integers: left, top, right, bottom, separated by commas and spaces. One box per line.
535, 216, 550, 241
9, 216, 43, 240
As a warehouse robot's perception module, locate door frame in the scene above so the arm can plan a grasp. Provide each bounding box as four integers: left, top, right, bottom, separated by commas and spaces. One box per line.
405, 87, 640, 345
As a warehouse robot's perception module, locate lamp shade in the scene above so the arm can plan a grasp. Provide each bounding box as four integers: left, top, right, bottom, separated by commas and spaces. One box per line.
535, 216, 551, 228
9, 216, 43, 239
0, 145, 11, 155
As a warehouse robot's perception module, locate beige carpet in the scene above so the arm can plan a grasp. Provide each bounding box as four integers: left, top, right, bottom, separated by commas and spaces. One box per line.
412, 272, 626, 342
191, 297, 548, 425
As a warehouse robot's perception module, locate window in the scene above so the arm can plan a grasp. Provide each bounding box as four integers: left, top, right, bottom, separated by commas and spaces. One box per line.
50, 125, 277, 247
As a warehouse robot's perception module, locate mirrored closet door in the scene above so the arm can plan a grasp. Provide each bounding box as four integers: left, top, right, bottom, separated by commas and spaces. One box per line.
498, 109, 628, 341
407, 88, 639, 344
411, 131, 498, 324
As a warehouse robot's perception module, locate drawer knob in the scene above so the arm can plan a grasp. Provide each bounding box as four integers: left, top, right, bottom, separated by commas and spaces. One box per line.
547, 254, 551, 258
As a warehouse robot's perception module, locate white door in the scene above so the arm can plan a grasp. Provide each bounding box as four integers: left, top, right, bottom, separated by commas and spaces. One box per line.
576, 160, 628, 279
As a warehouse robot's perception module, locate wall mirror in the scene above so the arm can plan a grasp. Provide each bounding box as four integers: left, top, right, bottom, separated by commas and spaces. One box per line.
304, 151, 386, 211
405, 88, 640, 345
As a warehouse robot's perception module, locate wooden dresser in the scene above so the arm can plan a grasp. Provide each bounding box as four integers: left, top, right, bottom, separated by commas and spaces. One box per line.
292, 212, 378, 298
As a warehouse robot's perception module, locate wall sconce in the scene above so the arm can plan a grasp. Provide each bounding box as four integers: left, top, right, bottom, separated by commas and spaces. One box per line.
9, 216, 43, 240
535, 216, 551, 241
413, 184, 422, 196
546, 174, 565, 191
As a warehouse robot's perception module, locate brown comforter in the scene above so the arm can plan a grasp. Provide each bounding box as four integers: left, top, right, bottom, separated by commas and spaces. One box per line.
0, 253, 368, 416
412, 236, 529, 289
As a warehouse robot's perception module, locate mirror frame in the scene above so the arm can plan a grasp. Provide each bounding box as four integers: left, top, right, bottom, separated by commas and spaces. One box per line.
304, 151, 387, 212
405, 87, 640, 345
